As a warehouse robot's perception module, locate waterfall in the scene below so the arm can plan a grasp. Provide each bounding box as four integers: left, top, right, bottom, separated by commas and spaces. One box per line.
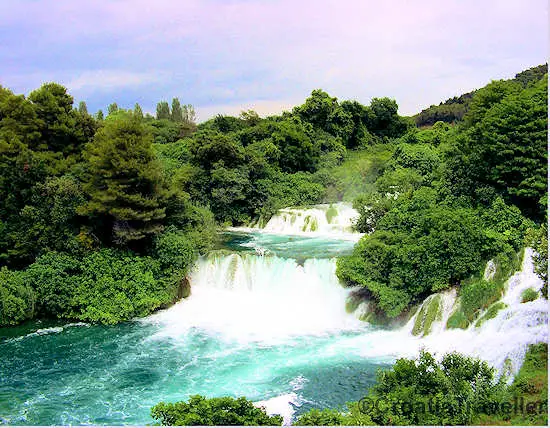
146, 253, 364, 343
146, 248, 547, 379
244, 202, 361, 239
400, 248, 548, 378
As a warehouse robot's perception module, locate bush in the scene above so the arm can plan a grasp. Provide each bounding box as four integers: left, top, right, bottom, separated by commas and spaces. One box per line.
0, 267, 35, 326
521, 288, 539, 303
25, 249, 178, 324
151, 395, 283, 426
154, 226, 196, 275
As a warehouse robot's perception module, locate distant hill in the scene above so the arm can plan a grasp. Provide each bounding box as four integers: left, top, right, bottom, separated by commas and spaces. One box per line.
413, 63, 548, 127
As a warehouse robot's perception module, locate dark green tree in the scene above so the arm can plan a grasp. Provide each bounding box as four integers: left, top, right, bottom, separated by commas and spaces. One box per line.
79, 115, 170, 248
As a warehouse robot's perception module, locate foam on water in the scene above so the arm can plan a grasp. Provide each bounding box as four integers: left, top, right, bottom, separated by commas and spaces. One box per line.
233, 202, 362, 241
147, 248, 547, 379
144, 253, 364, 344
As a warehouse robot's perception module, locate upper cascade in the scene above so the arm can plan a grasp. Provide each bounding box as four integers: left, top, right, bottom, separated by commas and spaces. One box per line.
250, 202, 360, 238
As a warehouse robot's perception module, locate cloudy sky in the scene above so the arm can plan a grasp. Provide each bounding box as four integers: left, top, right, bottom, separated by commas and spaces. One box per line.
1, 0, 547, 121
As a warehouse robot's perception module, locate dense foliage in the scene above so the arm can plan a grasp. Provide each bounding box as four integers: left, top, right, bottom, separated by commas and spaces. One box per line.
295, 346, 548, 426
414, 63, 547, 127
338, 67, 547, 318
151, 395, 283, 426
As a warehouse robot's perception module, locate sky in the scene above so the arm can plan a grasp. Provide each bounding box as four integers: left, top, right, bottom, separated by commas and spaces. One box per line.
0, 0, 547, 121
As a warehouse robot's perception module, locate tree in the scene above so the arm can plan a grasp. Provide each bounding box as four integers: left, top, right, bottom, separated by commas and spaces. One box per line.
107, 102, 119, 116
29, 83, 91, 154
79, 115, 170, 249
156, 101, 171, 120
151, 396, 283, 426
96, 109, 104, 121
78, 101, 88, 115
171, 98, 183, 122
133, 103, 143, 120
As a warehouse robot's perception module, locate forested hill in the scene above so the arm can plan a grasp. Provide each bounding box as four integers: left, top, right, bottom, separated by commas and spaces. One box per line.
413, 63, 548, 127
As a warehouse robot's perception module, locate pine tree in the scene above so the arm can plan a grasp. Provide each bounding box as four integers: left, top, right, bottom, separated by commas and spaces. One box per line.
79, 115, 170, 248
171, 98, 183, 122
156, 101, 170, 120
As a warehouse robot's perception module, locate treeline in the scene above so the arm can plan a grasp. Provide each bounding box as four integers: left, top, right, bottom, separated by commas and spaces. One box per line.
414, 63, 547, 127
337, 69, 548, 319
0, 83, 411, 326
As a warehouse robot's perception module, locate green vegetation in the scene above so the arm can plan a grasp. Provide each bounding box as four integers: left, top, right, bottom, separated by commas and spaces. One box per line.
474, 343, 548, 426
412, 294, 442, 336
521, 288, 539, 303
150, 395, 283, 426
475, 302, 508, 328
293, 346, 548, 426
337, 66, 547, 319
414, 64, 547, 127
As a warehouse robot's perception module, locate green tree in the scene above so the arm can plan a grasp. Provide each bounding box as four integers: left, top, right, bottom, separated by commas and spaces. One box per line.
156, 101, 171, 120
134, 103, 144, 120
29, 83, 92, 154
78, 101, 88, 115
96, 109, 104, 121
171, 98, 183, 122
79, 115, 170, 248
151, 396, 283, 426
107, 102, 119, 116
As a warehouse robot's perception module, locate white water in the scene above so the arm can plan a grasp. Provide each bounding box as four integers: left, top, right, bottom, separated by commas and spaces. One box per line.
344, 248, 548, 379
142, 247, 547, 421
238, 202, 361, 240
147, 248, 547, 375
146, 253, 364, 344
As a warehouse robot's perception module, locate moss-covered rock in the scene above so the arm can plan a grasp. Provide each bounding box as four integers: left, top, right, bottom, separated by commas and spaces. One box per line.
325, 205, 338, 224
474, 302, 507, 328
521, 288, 539, 303
178, 277, 191, 299
446, 307, 470, 330
412, 294, 443, 336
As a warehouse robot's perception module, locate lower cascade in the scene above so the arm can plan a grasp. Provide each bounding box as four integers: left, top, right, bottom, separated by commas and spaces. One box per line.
1, 243, 546, 425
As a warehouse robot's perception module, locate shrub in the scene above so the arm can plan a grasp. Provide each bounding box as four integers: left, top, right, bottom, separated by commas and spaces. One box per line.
25, 249, 177, 324
151, 395, 283, 426
0, 267, 35, 326
521, 288, 539, 303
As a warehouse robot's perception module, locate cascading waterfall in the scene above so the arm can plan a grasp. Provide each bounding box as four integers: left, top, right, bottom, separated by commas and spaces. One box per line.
243, 202, 361, 239
349, 248, 548, 379
146, 253, 364, 343
144, 246, 547, 423
2, 223, 546, 425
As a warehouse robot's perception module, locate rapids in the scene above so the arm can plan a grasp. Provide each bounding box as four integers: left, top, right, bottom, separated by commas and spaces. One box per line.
0, 205, 547, 425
